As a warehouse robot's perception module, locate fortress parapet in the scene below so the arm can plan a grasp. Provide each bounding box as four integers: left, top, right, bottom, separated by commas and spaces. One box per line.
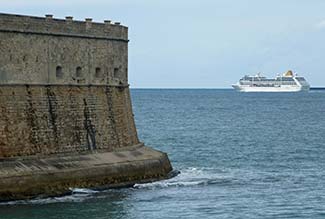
0, 13, 128, 85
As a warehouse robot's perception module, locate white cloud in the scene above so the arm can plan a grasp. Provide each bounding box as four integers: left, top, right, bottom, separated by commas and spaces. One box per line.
315, 20, 325, 29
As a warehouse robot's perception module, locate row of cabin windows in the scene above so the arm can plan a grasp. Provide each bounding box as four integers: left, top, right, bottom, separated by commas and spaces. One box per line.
55, 66, 111, 79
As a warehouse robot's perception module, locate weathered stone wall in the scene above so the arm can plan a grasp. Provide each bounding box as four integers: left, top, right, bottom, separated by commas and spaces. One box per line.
0, 13, 136, 157
0, 14, 174, 200
0, 85, 139, 158
0, 13, 128, 85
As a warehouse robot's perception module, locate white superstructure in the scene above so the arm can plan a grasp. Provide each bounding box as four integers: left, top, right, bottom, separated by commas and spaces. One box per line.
232, 70, 310, 92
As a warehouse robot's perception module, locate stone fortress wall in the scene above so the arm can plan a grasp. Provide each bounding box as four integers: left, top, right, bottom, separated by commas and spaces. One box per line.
0, 13, 173, 201
0, 13, 138, 157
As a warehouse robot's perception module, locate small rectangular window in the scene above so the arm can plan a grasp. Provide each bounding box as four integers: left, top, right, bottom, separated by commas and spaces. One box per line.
76, 67, 82, 77
95, 67, 102, 78
114, 67, 119, 78
56, 66, 63, 78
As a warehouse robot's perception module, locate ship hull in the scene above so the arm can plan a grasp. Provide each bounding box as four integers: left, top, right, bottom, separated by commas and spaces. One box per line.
232, 84, 309, 92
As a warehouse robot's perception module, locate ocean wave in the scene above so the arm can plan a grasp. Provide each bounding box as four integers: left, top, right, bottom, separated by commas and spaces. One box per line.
70, 188, 99, 194
0, 188, 99, 205
134, 167, 233, 189
0, 167, 232, 205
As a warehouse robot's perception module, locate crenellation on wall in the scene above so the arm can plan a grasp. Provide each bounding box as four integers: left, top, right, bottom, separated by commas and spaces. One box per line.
65, 16, 73, 22
45, 14, 53, 20
0, 13, 128, 40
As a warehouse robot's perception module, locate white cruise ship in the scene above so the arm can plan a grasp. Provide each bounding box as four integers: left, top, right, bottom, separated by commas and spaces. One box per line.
232, 70, 310, 92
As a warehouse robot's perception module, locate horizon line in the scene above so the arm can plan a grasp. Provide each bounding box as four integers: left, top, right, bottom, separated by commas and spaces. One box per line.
130, 87, 325, 89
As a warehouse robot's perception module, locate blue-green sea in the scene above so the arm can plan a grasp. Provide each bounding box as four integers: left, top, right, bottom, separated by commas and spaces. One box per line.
1, 89, 325, 219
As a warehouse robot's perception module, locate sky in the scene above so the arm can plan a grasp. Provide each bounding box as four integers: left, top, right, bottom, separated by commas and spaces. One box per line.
1, 0, 325, 88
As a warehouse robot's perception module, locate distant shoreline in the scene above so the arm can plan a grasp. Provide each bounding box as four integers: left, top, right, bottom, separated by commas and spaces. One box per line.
131, 87, 325, 90
310, 87, 325, 90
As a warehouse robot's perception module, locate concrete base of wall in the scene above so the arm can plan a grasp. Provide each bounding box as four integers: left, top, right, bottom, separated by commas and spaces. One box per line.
0, 144, 173, 201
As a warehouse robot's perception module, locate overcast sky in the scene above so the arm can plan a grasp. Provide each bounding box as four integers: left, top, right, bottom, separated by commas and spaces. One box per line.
2, 0, 325, 88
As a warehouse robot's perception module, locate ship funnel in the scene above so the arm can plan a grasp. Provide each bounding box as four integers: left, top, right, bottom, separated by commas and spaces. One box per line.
284, 70, 293, 77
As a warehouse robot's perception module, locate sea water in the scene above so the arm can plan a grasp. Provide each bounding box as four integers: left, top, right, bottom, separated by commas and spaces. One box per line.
1, 89, 325, 219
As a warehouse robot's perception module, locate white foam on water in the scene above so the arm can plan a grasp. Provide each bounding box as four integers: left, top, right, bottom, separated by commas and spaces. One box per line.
134, 167, 233, 189
0, 168, 233, 205
0, 188, 99, 205
70, 187, 99, 194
